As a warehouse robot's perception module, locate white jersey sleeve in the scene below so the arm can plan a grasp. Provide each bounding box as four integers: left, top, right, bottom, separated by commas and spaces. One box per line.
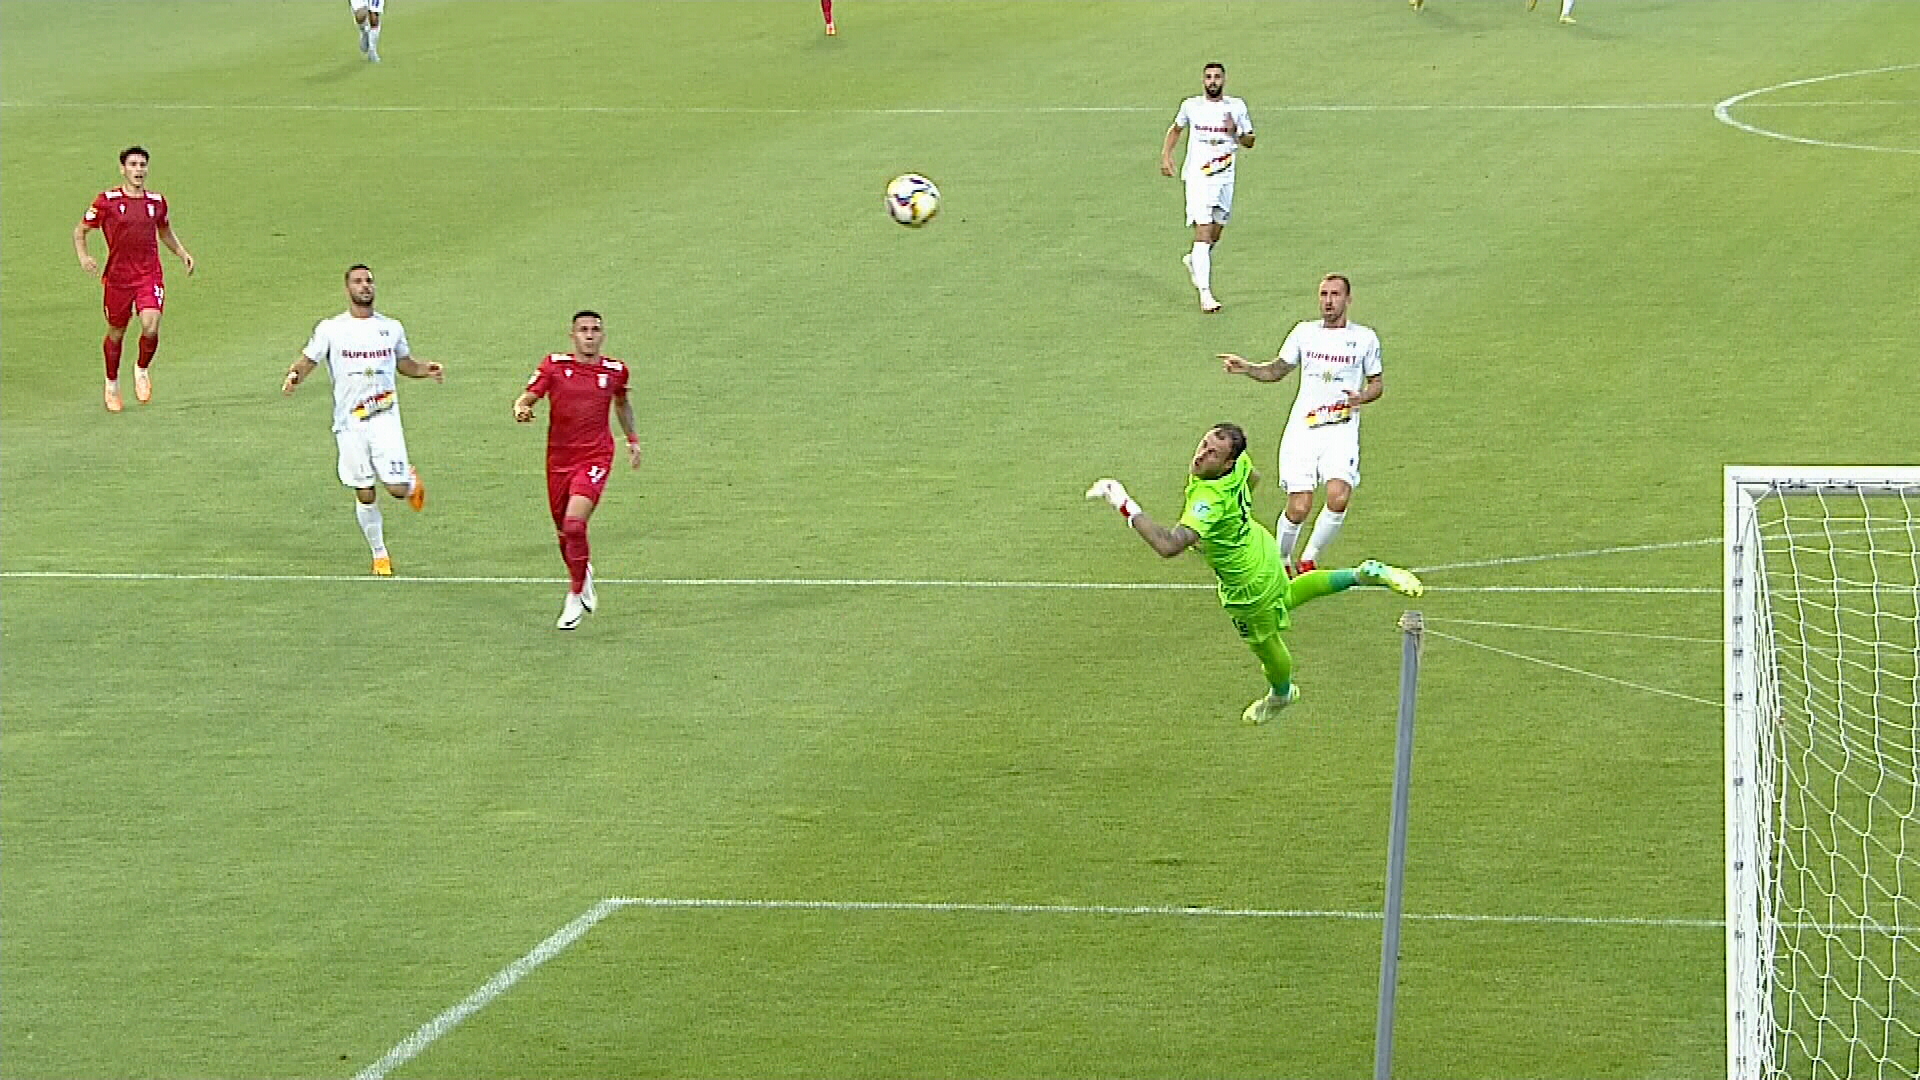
1231, 96, 1254, 137
1172, 99, 1192, 130
302, 320, 332, 364
389, 319, 411, 362
1362, 330, 1382, 378
1278, 321, 1308, 368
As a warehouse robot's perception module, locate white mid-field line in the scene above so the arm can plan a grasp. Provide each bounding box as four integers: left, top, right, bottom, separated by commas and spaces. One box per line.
5, 99, 1917, 118
353, 894, 1724, 1080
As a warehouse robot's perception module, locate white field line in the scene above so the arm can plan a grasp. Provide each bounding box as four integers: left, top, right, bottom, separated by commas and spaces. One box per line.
1714, 63, 1920, 155
1425, 629, 1718, 707
0, 569, 1716, 594
353, 899, 625, 1080
607, 895, 1721, 928
1415, 536, 1720, 573
3, 99, 1916, 117
361, 891, 1895, 1077
1425, 617, 1718, 645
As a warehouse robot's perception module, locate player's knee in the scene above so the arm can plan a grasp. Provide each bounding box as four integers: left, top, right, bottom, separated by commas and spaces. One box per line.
561, 516, 589, 540
1326, 490, 1351, 512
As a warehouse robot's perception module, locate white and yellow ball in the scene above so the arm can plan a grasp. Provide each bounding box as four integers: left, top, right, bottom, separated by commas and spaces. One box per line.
885, 173, 940, 227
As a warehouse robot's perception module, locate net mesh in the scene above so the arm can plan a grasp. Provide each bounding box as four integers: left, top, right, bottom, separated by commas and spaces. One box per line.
1754, 484, 1919, 1078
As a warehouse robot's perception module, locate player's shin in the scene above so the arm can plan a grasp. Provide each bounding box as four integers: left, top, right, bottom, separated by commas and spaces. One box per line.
103, 335, 123, 381
1189, 242, 1212, 289
1277, 515, 1305, 568
1248, 634, 1294, 697
1301, 508, 1345, 563
136, 332, 158, 369
1283, 568, 1356, 610
560, 517, 591, 594
355, 501, 387, 557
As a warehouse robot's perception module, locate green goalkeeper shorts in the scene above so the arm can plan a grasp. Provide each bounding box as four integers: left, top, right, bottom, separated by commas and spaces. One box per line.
1224, 594, 1290, 644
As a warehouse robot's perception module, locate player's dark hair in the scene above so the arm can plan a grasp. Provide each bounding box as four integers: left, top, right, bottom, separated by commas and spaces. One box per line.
1211, 423, 1248, 461
1203, 62, 1226, 74
119, 146, 149, 165
572, 310, 603, 324
345, 263, 373, 281
1322, 273, 1352, 294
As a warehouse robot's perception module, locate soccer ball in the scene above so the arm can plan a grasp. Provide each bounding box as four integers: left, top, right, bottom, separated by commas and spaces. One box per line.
885, 173, 940, 227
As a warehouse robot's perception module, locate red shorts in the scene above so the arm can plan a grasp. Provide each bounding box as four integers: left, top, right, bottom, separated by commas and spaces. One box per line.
547, 456, 612, 524
103, 279, 165, 329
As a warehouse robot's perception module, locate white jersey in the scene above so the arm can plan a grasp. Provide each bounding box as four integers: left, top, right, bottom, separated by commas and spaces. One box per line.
1279, 320, 1383, 436
302, 311, 410, 433
1174, 95, 1253, 182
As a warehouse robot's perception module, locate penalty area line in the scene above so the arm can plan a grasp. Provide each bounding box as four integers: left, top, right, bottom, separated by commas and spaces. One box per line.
355, 893, 1719, 1077
353, 899, 625, 1080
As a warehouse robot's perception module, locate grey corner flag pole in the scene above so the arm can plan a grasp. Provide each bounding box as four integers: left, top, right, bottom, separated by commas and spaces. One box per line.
1375, 610, 1424, 1080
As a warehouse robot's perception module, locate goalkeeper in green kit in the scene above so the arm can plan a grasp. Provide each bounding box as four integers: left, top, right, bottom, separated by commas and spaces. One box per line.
1087, 423, 1424, 725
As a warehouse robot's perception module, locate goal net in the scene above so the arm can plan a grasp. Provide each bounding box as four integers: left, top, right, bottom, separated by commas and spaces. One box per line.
1726, 467, 1920, 1080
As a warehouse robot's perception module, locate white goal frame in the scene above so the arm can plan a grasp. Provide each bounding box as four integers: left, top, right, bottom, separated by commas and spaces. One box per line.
1724, 466, 1920, 1080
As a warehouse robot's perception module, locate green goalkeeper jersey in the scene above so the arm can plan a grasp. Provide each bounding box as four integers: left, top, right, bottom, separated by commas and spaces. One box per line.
1178, 454, 1287, 609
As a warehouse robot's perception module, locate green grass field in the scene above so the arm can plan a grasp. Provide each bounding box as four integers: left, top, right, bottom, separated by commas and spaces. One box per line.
4, 2, 1918, 1077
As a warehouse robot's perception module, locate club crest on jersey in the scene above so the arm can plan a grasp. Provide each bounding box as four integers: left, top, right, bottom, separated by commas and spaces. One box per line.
1193, 501, 1213, 518
597, 374, 608, 388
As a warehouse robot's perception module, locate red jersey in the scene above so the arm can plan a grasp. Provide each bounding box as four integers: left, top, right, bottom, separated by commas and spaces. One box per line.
524, 353, 631, 464
80, 188, 171, 286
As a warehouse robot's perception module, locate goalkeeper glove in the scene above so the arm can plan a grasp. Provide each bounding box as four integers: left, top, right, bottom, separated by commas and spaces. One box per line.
1086, 478, 1142, 522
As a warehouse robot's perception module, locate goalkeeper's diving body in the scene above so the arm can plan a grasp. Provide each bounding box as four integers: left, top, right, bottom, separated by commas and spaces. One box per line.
1087, 423, 1424, 725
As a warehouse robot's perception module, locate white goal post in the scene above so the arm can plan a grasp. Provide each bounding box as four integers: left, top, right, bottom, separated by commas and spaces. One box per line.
1725, 467, 1920, 1080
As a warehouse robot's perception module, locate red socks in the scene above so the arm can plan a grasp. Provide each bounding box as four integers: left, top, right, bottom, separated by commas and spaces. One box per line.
821, 0, 832, 24
560, 517, 590, 593
103, 335, 123, 381
137, 333, 158, 369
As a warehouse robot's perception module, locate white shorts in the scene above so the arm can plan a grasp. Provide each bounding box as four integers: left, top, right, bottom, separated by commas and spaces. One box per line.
349, 0, 383, 14
334, 411, 411, 490
1279, 431, 1360, 494
1185, 177, 1233, 226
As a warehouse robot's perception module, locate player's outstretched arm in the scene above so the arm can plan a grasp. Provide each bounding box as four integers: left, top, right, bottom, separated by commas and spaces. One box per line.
1087, 479, 1198, 558
1219, 353, 1295, 383
283, 356, 317, 396
1131, 512, 1200, 558
397, 356, 444, 382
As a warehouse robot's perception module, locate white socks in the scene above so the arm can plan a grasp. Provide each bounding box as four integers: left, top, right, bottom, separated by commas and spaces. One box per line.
1302, 509, 1346, 563
1278, 515, 1305, 567
356, 501, 387, 557
1188, 242, 1213, 290
1561, 0, 1574, 14
367, 24, 381, 52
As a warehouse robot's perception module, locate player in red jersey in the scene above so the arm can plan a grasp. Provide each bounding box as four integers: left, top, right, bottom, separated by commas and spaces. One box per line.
73, 146, 196, 413
513, 311, 643, 629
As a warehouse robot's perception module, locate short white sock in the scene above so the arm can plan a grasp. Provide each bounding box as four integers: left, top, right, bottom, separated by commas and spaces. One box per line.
1302, 509, 1346, 563
1189, 242, 1212, 290
1561, 0, 1573, 14
355, 500, 387, 556
1277, 515, 1305, 566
